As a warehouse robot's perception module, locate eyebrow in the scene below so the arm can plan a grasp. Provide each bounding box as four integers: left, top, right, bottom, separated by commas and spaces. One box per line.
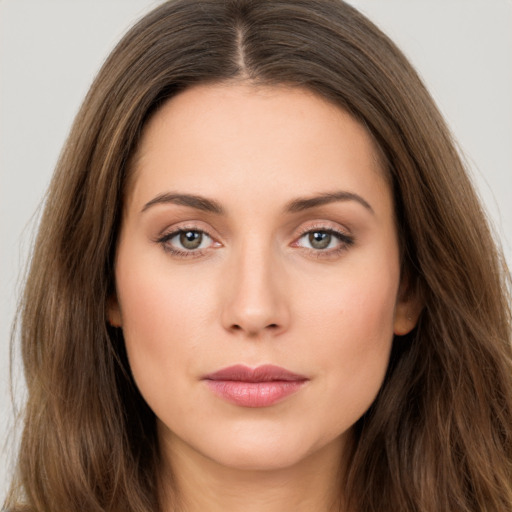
285, 191, 374, 214
141, 193, 224, 214
141, 190, 374, 216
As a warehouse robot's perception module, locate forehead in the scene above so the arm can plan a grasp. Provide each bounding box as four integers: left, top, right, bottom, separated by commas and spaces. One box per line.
125, 83, 390, 216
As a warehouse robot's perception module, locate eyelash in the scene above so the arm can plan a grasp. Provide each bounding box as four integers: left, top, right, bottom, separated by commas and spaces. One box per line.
156, 225, 217, 258
155, 224, 354, 259
293, 225, 354, 258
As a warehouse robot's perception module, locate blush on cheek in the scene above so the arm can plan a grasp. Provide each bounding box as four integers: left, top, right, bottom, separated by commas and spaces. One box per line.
308, 274, 396, 402
117, 262, 212, 399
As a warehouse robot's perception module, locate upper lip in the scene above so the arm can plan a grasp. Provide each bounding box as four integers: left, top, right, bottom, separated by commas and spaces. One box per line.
203, 364, 308, 382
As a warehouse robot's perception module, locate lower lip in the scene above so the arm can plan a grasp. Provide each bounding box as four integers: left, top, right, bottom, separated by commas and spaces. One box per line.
205, 380, 306, 407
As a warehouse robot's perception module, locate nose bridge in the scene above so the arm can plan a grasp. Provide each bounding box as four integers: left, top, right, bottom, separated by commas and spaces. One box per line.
221, 233, 289, 336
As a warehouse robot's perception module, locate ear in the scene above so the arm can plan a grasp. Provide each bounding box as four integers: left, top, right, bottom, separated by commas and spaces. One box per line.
393, 274, 423, 336
107, 294, 122, 328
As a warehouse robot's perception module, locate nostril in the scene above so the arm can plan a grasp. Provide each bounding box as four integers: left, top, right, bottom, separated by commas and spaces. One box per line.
229, 323, 280, 334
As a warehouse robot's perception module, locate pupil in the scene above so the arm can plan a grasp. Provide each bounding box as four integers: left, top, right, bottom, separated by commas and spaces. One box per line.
180, 231, 202, 250
309, 231, 331, 249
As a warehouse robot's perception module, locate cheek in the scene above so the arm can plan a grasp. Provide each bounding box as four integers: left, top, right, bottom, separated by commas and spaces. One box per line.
113, 250, 214, 401
302, 250, 399, 342
298, 257, 399, 422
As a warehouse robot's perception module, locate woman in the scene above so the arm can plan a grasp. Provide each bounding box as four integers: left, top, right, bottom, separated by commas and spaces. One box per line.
5, 1, 512, 511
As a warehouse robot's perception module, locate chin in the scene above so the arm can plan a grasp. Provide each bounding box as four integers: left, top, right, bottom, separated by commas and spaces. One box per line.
212, 443, 308, 472
183, 423, 346, 473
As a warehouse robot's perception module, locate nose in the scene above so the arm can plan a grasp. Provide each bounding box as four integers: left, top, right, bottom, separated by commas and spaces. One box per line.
220, 242, 290, 337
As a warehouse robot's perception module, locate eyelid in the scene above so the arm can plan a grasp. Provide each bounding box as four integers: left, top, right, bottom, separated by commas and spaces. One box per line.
294, 220, 352, 239
290, 221, 355, 255
154, 222, 222, 257
155, 219, 220, 241
153, 219, 354, 259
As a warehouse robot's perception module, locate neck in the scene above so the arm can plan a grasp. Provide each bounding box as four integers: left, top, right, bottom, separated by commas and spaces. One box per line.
159, 435, 347, 512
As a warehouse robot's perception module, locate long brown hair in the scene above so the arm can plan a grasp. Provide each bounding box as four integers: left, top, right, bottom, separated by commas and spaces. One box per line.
6, 1, 512, 511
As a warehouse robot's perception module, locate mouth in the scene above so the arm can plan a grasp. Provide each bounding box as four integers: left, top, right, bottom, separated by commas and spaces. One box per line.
202, 364, 309, 408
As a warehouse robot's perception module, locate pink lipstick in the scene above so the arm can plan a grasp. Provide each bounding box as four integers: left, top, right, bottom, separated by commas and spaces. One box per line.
203, 364, 308, 407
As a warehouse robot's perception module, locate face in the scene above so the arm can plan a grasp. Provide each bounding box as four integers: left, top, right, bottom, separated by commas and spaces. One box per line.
109, 83, 418, 473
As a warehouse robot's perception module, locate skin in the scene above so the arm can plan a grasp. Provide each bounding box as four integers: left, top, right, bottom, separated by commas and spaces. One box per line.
109, 83, 420, 512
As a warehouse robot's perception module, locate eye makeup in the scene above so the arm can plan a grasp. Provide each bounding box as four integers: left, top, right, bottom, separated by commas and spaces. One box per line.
155, 225, 222, 258
154, 220, 355, 261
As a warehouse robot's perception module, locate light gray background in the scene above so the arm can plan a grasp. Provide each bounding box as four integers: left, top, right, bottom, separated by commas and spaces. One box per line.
1, 0, 511, 500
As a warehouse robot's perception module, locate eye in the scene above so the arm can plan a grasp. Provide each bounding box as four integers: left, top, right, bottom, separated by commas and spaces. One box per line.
294, 228, 353, 253
175, 230, 209, 250
304, 231, 335, 250
157, 228, 217, 255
